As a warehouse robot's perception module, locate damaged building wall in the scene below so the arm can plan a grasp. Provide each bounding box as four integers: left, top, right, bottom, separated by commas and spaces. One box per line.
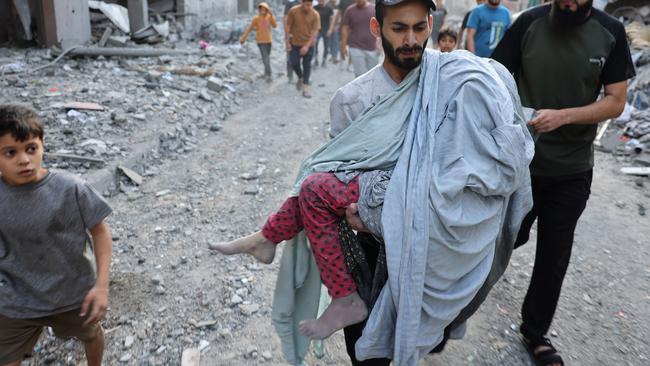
178, 0, 238, 30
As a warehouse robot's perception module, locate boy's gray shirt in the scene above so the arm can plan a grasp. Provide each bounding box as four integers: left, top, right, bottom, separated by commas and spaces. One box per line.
0, 171, 112, 318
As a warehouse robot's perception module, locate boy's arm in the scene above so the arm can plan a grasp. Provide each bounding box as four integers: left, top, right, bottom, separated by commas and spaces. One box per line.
80, 220, 112, 326
270, 13, 277, 28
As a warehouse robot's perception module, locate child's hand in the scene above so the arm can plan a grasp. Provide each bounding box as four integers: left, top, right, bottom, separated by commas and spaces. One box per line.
345, 203, 369, 233
80, 285, 109, 326
239, 37, 245, 45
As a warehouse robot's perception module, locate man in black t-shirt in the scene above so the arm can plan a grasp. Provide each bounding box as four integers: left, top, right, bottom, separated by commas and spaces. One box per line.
314, 0, 335, 66
491, 1, 635, 365
284, 0, 301, 81
457, 0, 485, 50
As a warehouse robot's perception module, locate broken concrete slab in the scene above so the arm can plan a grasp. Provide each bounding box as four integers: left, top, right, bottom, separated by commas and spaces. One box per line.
181, 348, 200, 366
207, 76, 224, 91
127, 0, 149, 34
118, 165, 144, 185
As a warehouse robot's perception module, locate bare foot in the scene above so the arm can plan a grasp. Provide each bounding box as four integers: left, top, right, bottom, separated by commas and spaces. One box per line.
208, 231, 276, 264
298, 291, 368, 340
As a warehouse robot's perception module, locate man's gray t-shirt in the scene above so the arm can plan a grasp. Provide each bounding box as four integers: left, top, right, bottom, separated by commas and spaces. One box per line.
329, 63, 397, 137
0, 171, 112, 318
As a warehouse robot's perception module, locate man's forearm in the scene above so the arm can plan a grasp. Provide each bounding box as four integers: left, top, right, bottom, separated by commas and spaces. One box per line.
466, 31, 475, 53
562, 94, 626, 125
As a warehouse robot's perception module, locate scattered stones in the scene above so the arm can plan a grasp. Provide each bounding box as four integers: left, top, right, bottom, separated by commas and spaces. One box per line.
230, 294, 243, 305
119, 353, 132, 362
239, 303, 260, 316
261, 351, 272, 360
198, 340, 210, 352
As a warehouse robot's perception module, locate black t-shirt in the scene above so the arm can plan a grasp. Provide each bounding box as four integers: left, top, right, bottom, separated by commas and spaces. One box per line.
461, 10, 471, 29
338, 0, 355, 12
315, 3, 334, 32
491, 5, 636, 176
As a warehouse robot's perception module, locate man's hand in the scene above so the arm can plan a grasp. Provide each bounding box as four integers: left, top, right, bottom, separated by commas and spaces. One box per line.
300, 44, 309, 56
345, 203, 369, 233
529, 109, 570, 133
286, 42, 292, 52
80, 284, 109, 326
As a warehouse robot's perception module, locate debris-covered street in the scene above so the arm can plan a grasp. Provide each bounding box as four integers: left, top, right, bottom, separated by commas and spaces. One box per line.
1, 1, 649, 365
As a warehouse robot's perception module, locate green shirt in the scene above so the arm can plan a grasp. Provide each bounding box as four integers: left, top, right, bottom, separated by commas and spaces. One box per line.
492, 5, 635, 176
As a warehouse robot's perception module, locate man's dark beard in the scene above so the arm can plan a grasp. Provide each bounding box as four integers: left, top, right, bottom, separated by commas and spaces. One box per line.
487, 0, 500, 6
381, 33, 428, 71
550, 0, 593, 29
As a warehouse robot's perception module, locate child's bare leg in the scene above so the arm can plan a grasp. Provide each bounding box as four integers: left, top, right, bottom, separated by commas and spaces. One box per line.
210, 197, 304, 264
83, 325, 104, 366
299, 291, 368, 340
209, 231, 276, 264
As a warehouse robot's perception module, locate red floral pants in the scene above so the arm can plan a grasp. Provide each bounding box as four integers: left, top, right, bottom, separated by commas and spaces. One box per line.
262, 173, 359, 298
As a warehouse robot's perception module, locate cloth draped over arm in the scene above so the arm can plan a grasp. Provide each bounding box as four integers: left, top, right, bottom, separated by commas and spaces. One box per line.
271, 49, 534, 366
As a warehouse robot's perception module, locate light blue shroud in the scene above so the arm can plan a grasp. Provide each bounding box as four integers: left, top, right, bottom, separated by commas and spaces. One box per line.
271, 49, 534, 365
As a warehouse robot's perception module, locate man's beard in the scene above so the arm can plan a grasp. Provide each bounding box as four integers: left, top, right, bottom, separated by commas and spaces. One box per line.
550, 0, 593, 29
381, 33, 428, 71
487, 0, 500, 6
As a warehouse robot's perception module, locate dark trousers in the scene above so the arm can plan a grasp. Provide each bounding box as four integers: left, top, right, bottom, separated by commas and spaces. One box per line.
286, 50, 293, 80
343, 233, 392, 366
315, 31, 330, 63
257, 43, 272, 77
289, 45, 314, 85
515, 170, 593, 340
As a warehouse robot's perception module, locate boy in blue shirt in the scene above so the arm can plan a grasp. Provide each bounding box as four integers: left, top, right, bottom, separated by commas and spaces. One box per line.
466, 0, 510, 57
0, 105, 113, 366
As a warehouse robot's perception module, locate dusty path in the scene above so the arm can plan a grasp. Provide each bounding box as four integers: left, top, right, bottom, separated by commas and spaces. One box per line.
31, 54, 649, 365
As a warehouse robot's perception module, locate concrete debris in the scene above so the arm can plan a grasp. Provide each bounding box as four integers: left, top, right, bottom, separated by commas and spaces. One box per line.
89, 1, 130, 33
63, 101, 105, 111
181, 348, 200, 366
118, 165, 143, 185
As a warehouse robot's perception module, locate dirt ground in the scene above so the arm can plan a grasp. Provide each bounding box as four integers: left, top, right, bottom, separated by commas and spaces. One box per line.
23, 50, 650, 366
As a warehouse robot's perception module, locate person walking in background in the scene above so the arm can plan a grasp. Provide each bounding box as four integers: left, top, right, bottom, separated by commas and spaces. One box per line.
340, 0, 379, 77
286, 0, 321, 98
429, 0, 447, 47
314, 0, 336, 67
466, 0, 510, 57
328, 0, 341, 63
491, 0, 635, 364
332, 0, 355, 64
284, 0, 300, 82
240, 2, 277, 82
457, 0, 485, 50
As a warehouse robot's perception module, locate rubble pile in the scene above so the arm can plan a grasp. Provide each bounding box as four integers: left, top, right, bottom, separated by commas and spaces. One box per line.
0, 9, 265, 192
598, 9, 650, 179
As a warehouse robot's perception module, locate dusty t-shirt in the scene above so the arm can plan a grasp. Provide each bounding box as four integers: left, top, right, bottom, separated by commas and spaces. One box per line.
286, 5, 321, 46
342, 2, 376, 51
0, 171, 112, 318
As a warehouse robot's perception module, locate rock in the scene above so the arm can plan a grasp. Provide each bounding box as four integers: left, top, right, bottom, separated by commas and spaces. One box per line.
261, 351, 272, 360
235, 288, 249, 297
119, 353, 132, 362
155, 285, 166, 295
181, 348, 200, 366
207, 76, 225, 92
124, 335, 135, 349
239, 303, 260, 315
155, 345, 167, 354
230, 294, 243, 305
111, 112, 128, 124
199, 89, 213, 102
246, 345, 258, 358
209, 123, 222, 131
243, 185, 259, 195
151, 275, 164, 285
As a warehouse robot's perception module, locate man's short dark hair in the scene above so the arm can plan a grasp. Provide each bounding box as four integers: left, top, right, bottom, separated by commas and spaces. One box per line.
0, 105, 44, 142
376, 0, 433, 27
437, 27, 457, 43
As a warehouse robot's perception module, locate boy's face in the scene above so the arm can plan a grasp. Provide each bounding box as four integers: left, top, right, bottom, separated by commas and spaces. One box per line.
438, 35, 455, 52
258, 6, 268, 15
0, 134, 46, 186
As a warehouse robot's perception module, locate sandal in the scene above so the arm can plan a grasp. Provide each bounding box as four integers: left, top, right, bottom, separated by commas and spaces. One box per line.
520, 335, 564, 366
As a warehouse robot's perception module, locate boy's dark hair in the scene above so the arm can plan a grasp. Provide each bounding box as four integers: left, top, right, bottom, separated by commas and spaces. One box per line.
0, 105, 44, 142
437, 27, 457, 43
375, 0, 433, 27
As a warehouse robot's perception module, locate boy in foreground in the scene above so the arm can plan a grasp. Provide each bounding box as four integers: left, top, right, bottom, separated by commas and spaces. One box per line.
0, 105, 113, 366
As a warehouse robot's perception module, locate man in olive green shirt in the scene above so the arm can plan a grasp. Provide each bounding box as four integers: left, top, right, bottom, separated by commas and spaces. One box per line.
492, 1, 635, 365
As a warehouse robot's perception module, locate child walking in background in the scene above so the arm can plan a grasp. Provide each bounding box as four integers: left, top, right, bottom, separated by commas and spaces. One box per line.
240, 2, 278, 82
0, 105, 113, 366
210, 172, 372, 340
437, 27, 457, 53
